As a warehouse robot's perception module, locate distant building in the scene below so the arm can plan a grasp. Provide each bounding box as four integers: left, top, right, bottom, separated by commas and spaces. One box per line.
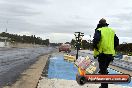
0, 42, 5, 47
0, 37, 9, 47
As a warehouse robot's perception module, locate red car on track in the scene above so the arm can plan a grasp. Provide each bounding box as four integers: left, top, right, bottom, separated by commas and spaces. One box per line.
59, 44, 71, 52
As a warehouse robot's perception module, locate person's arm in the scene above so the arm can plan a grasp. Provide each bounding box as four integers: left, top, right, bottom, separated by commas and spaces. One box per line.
93, 30, 101, 50
114, 34, 119, 48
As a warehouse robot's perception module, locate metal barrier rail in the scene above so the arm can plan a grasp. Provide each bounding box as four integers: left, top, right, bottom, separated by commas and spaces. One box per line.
112, 60, 132, 71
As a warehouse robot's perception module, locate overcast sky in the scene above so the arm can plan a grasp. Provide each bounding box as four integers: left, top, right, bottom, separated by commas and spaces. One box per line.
0, 0, 132, 43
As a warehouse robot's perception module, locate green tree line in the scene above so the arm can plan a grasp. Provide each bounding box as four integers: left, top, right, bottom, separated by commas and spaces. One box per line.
116, 43, 132, 54
71, 39, 132, 54
70, 39, 93, 49
0, 32, 49, 46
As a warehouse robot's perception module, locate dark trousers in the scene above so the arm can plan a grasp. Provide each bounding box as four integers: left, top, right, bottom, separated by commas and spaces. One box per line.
98, 53, 113, 88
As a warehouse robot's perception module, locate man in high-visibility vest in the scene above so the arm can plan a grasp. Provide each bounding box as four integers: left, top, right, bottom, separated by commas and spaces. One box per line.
93, 18, 119, 88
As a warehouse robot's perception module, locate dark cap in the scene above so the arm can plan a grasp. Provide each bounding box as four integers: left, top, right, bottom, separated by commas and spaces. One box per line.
99, 18, 107, 24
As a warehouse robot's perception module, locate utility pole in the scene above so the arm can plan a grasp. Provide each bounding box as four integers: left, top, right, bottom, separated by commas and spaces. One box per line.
74, 32, 84, 60
89, 35, 91, 50
4, 21, 8, 47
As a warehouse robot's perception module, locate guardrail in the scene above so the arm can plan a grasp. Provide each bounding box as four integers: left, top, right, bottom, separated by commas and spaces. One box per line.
112, 60, 132, 71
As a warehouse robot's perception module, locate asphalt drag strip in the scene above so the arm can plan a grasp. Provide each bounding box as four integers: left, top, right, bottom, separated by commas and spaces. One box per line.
0, 47, 54, 88
3, 54, 50, 88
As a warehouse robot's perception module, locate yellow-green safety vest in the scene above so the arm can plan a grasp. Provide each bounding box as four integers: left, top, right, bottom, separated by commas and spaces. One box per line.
94, 27, 115, 57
